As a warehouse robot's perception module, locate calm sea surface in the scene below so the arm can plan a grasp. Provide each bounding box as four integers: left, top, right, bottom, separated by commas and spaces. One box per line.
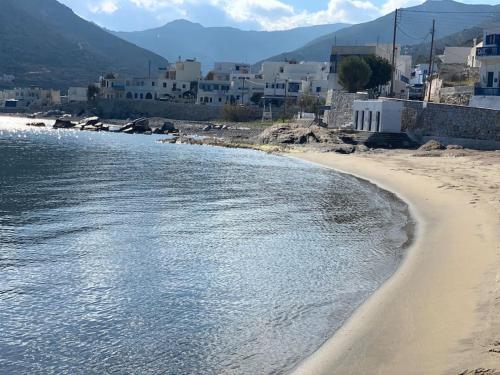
0, 117, 411, 375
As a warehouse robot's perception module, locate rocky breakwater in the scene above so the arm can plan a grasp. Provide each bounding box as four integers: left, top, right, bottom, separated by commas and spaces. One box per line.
118, 117, 178, 135
49, 116, 179, 135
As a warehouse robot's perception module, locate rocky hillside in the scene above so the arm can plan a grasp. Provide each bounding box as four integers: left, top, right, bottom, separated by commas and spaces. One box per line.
0, 0, 168, 90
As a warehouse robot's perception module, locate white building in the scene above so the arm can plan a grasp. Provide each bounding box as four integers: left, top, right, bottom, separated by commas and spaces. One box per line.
260, 61, 332, 103
100, 59, 202, 102
470, 27, 500, 109
352, 99, 402, 133
0, 87, 61, 107
68, 87, 88, 102
197, 69, 265, 106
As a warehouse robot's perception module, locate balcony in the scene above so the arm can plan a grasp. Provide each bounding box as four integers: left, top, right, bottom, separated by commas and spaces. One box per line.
474, 86, 500, 96
476, 46, 500, 57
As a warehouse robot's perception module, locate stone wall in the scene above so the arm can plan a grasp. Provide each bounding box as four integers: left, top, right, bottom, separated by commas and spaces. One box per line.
324, 91, 368, 129
439, 86, 473, 106
398, 99, 500, 144
61, 100, 260, 121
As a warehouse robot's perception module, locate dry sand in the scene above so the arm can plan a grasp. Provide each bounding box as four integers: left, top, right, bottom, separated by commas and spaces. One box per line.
289, 149, 500, 375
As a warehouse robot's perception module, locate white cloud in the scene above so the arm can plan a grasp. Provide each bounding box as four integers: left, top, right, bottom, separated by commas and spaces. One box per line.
108, 0, 426, 30
88, 0, 119, 13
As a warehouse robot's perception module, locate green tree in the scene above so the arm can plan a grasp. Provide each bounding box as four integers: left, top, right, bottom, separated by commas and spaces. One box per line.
363, 55, 393, 90
338, 56, 372, 93
87, 84, 100, 102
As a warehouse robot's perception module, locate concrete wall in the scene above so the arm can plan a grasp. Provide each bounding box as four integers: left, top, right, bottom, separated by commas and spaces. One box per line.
469, 96, 500, 110
60, 99, 259, 121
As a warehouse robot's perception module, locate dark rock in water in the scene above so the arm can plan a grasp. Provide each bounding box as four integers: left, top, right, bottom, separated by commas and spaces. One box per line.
159, 137, 179, 144
203, 125, 212, 131
82, 116, 100, 126
26, 122, 45, 127
122, 126, 134, 134
418, 139, 445, 151
132, 117, 150, 131
151, 119, 177, 134
53, 118, 75, 129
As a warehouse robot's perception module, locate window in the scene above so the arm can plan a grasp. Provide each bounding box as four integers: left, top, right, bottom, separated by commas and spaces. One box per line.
316, 87, 321, 93
173, 83, 177, 90
376, 111, 381, 132
354, 111, 359, 129
182, 84, 186, 89
368, 111, 373, 131
288, 83, 300, 92
163, 82, 167, 88
134, 93, 138, 99
140, 93, 144, 99
360, 111, 365, 130
219, 98, 222, 102
152, 81, 155, 86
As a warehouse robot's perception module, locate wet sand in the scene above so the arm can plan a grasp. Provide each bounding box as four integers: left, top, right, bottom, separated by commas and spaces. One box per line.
290, 150, 500, 374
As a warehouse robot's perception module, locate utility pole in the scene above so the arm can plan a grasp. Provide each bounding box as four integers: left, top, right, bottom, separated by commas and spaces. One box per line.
282, 79, 288, 123
240, 77, 245, 105
390, 8, 398, 97
427, 19, 436, 102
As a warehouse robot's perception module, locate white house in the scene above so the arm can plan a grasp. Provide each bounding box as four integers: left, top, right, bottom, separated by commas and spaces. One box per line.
470, 27, 500, 109
352, 99, 403, 133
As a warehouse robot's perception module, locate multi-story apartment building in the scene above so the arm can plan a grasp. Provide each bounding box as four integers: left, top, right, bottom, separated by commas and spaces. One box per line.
100, 59, 202, 102
470, 27, 500, 109
197, 62, 264, 106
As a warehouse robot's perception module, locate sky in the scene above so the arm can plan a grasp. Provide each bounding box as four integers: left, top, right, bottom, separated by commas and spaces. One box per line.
58, 0, 497, 32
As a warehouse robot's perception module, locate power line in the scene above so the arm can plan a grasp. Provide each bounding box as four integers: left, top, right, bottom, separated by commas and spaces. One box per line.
400, 9, 500, 14
397, 25, 431, 41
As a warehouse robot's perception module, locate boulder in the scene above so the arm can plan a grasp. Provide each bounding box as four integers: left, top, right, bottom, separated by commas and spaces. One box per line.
82, 116, 100, 126
53, 118, 76, 129
418, 139, 445, 151
446, 144, 464, 150
257, 123, 334, 145
203, 125, 212, 131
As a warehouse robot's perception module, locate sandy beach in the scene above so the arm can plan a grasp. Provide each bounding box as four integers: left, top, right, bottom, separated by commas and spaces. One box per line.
290, 149, 500, 374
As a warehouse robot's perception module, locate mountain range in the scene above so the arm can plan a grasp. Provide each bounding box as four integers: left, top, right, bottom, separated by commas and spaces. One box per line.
0, 0, 167, 90
261, 0, 500, 65
1, 0, 499, 90
112, 21, 349, 72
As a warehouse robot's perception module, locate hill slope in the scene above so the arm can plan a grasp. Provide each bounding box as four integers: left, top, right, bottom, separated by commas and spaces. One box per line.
261, 0, 499, 64
0, 0, 168, 90
113, 20, 349, 71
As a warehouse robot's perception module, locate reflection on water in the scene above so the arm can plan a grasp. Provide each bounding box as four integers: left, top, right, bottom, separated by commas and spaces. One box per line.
0, 117, 411, 374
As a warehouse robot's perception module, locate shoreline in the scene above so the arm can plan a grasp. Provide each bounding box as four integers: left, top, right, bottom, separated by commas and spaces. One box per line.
287, 151, 500, 374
